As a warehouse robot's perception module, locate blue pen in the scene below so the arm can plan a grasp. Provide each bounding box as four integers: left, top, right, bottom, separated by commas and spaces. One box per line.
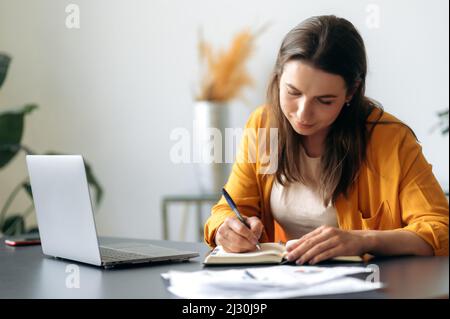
222, 188, 262, 250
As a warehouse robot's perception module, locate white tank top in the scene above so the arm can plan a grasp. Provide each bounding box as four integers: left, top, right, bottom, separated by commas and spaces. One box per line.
270, 148, 338, 240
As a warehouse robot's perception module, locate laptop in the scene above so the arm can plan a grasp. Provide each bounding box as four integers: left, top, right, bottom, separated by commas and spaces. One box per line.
26, 155, 199, 268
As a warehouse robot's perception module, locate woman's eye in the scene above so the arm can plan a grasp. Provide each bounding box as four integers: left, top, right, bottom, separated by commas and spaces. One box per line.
318, 99, 333, 105
287, 90, 301, 96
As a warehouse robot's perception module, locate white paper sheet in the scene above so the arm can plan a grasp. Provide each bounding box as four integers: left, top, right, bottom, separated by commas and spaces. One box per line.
161, 265, 383, 299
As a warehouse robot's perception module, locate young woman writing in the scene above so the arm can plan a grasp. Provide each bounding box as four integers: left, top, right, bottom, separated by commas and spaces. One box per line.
204, 15, 449, 264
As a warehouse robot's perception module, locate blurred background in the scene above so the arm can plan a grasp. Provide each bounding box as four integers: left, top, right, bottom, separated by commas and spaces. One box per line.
0, 0, 448, 242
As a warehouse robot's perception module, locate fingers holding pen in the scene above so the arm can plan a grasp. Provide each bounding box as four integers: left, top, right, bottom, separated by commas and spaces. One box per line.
216, 217, 258, 253
227, 217, 259, 245
243, 216, 264, 240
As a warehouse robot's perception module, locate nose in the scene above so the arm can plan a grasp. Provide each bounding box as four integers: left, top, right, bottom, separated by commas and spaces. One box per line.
295, 97, 312, 123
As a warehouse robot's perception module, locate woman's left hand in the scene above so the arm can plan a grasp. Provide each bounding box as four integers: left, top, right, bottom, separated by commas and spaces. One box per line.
285, 225, 369, 265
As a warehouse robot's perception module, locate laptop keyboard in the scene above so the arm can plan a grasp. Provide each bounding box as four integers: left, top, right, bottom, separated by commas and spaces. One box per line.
99, 247, 149, 262
99, 242, 198, 264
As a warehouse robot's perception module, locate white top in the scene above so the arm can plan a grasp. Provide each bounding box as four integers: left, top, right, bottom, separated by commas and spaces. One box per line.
270, 148, 338, 240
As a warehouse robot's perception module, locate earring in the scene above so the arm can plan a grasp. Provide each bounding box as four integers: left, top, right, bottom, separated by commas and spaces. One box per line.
346, 101, 351, 107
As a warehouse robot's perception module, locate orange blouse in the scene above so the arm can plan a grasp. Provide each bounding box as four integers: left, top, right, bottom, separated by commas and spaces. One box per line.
204, 106, 449, 256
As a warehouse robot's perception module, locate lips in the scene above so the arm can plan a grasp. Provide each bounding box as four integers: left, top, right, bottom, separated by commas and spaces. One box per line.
294, 121, 315, 129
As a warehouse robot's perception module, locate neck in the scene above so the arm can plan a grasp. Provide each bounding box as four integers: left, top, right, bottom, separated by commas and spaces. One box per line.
301, 128, 329, 158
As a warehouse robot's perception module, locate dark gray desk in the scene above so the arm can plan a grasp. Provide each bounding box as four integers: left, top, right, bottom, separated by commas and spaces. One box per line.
0, 237, 448, 299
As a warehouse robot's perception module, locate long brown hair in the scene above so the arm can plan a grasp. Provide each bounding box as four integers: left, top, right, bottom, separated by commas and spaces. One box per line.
267, 15, 397, 205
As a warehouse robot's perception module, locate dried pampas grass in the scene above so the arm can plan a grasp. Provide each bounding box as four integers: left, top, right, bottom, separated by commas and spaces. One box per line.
196, 26, 266, 103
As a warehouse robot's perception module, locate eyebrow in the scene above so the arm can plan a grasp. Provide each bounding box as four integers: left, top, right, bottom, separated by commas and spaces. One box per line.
286, 83, 338, 98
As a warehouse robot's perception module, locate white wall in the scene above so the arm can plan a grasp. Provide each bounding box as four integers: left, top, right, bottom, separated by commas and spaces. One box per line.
0, 0, 448, 242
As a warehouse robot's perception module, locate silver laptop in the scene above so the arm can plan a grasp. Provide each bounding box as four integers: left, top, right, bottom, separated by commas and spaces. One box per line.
26, 155, 199, 268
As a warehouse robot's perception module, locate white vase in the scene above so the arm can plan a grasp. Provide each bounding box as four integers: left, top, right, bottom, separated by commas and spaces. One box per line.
194, 101, 231, 194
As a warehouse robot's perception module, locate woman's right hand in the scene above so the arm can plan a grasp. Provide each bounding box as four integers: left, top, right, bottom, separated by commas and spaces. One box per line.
215, 216, 264, 253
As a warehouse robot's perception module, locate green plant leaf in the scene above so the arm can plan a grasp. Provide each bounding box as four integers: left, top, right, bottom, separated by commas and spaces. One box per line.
1, 215, 25, 236
45, 151, 103, 205
0, 53, 11, 89
0, 104, 38, 168
438, 109, 449, 118
437, 109, 449, 136
26, 227, 39, 235
23, 181, 33, 199
84, 161, 103, 205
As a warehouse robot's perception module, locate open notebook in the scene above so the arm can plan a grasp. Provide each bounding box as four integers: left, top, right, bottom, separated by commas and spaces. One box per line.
204, 242, 364, 265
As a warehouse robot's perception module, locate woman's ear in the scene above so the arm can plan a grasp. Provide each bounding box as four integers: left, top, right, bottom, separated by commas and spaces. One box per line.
346, 80, 361, 101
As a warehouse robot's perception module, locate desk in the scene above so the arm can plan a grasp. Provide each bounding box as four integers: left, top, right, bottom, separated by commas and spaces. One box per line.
0, 237, 448, 299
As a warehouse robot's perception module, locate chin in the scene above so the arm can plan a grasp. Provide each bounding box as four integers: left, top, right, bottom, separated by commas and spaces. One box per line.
291, 122, 318, 136
293, 128, 317, 136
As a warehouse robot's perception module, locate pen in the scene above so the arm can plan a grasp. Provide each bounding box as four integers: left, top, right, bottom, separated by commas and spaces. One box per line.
221, 188, 262, 250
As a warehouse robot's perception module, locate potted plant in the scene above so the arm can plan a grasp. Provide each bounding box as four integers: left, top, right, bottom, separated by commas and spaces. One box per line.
194, 26, 265, 194
0, 53, 102, 236
431, 107, 449, 196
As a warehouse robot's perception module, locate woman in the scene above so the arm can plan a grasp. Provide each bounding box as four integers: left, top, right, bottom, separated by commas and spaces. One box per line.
204, 15, 449, 264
